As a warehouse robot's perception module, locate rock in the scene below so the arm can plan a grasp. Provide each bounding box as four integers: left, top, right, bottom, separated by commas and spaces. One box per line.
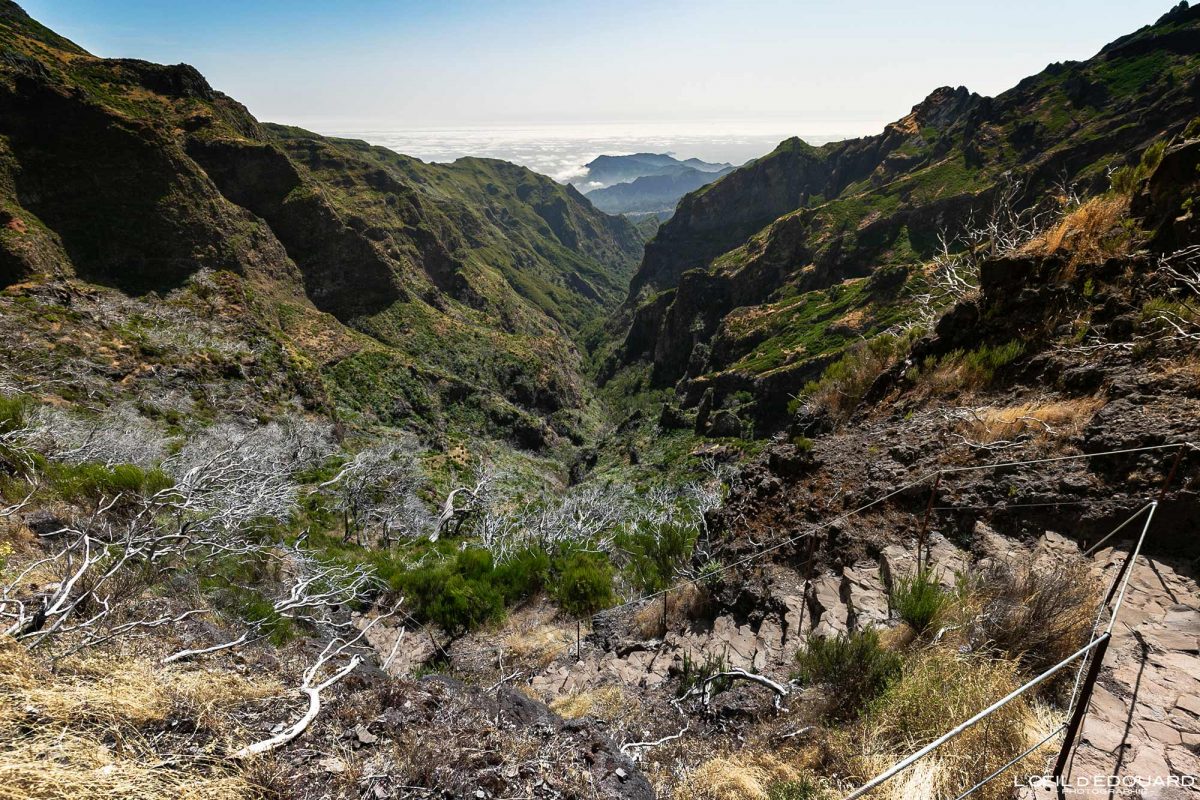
319, 757, 346, 774
706, 409, 743, 438
658, 402, 691, 430
355, 723, 378, 745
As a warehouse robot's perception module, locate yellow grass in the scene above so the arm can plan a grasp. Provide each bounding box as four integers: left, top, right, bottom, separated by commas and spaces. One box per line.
1023, 195, 1130, 270
836, 648, 1046, 800
956, 397, 1103, 443
0, 637, 279, 800
549, 684, 636, 721
673, 752, 806, 800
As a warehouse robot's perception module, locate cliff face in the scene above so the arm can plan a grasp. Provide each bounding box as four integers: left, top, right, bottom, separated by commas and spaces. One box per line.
616, 4, 1200, 427
0, 0, 642, 445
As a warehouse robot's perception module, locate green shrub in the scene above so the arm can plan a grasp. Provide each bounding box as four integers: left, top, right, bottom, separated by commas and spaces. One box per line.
1109, 139, 1167, 196
47, 462, 174, 504
793, 629, 903, 721
676, 650, 730, 698
492, 546, 550, 603
961, 340, 1024, 382
200, 553, 297, 646
0, 395, 28, 434
551, 551, 615, 618
802, 334, 906, 421
620, 520, 697, 595
767, 776, 830, 800
393, 545, 552, 636
790, 435, 814, 452
890, 569, 947, 632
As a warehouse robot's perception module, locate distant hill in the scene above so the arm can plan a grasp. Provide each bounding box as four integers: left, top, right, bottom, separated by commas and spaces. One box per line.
572, 152, 731, 190
585, 164, 734, 214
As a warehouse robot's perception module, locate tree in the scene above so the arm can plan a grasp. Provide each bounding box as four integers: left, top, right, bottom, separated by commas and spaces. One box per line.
623, 519, 697, 630
550, 552, 614, 658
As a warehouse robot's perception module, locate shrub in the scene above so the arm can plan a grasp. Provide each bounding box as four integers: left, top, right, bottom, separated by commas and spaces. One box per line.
622, 520, 697, 595
676, 650, 731, 698
793, 629, 902, 721
1109, 139, 1167, 196
551, 551, 615, 620
0, 394, 28, 434
914, 340, 1025, 394
889, 569, 947, 632
802, 335, 904, 421
956, 561, 1098, 675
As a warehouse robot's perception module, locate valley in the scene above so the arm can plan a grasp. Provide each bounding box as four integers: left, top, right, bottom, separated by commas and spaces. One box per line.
0, 2, 1199, 799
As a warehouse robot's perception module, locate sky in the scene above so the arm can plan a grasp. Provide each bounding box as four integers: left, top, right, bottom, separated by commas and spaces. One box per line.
20, 0, 1176, 133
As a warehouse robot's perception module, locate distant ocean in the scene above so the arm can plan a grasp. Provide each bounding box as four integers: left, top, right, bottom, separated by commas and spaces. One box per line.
313, 121, 872, 186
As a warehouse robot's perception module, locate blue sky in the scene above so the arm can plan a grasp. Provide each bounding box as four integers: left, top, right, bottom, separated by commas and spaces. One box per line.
19, 0, 1178, 133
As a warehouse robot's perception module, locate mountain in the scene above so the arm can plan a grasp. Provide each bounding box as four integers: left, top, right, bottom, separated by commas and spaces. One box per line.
0, 0, 642, 446
584, 164, 735, 215
572, 152, 732, 190
613, 2, 1200, 433
2, 4, 1200, 800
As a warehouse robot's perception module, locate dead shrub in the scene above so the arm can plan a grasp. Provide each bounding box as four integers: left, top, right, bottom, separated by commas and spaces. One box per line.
953, 560, 1098, 676
632, 583, 711, 639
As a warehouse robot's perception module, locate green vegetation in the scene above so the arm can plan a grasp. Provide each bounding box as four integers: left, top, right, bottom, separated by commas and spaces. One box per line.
766, 776, 830, 800
800, 333, 910, 421
551, 550, 616, 653
1110, 139, 1167, 196
676, 650, 731, 698
793, 629, 903, 721
390, 546, 551, 636
889, 570, 948, 632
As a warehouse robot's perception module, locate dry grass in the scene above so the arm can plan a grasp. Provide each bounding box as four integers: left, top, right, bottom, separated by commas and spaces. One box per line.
835, 648, 1045, 800
1023, 195, 1131, 271
632, 583, 711, 639
0, 636, 279, 800
0, 731, 253, 800
949, 560, 1099, 675
673, 752, 806, 800
504, 619, 575, 669
955, 397, 1104, 444
549, 684, 635, 721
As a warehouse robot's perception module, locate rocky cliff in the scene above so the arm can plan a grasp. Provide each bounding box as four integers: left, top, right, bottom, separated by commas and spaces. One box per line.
0, 0, 641, 446
615, 3, 1200, 436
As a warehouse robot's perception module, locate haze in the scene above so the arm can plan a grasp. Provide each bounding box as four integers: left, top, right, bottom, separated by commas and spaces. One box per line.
19, 0, 1173, 137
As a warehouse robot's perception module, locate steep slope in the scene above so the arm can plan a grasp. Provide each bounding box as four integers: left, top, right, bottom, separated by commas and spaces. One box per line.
615, 3, 1200, 432
0, 0, 641, 446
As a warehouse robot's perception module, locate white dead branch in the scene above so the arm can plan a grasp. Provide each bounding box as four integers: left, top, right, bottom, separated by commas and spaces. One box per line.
701, 669, 791, 712
231, 602, 401, 759
620, 725, 689, 762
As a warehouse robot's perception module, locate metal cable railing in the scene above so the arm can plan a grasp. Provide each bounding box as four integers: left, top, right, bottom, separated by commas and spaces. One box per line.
842, 499, 1164, 800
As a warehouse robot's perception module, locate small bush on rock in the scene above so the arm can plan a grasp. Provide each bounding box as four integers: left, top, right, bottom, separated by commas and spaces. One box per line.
793, 629, 902, 721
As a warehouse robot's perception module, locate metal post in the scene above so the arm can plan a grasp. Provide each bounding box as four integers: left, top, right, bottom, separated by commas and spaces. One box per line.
1051, 632, 1112, 797
1156, 447, 1185, 503
917, 472, 941, 568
